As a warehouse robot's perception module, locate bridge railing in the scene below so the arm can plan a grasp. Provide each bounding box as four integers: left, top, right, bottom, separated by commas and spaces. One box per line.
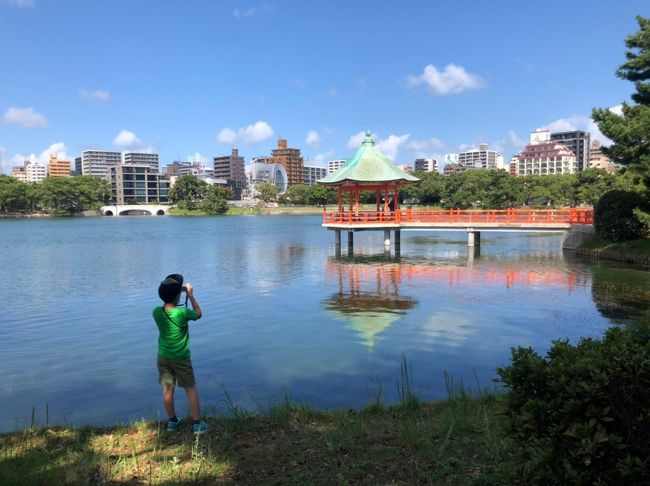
323, 208, 593, 225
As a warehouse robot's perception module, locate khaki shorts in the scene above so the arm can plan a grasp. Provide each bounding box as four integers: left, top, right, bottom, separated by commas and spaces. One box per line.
157, 356, 196, 389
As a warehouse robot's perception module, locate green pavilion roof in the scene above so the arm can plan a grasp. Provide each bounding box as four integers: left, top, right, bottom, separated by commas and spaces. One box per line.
318, 131, 420, 186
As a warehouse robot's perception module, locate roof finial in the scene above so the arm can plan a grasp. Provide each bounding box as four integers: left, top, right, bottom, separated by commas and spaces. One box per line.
363, 130, 374, 145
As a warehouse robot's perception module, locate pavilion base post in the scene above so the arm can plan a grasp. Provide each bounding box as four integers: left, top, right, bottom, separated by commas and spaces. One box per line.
395, 230, 401, 253
348, 231, 354, 256
468, 230, 481, 247
335, 230, 341, 257
384, 229, 391, 252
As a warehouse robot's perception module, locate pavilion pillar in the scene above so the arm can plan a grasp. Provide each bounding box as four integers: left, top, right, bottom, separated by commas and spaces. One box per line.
335, 229, 341, 257
395, 230, 401, 253
348, 230, 354, 256
384, 229, 391, 251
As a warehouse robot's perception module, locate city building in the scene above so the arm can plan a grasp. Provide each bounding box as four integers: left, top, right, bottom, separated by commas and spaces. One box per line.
589, 140, 616, 173
108, 164, 169, 205
550, 130, 590, 172
516, 130, 577, 176
245, 157, 289, 197
124, 152, 159, 171
509, 156, 518, 176
328, 159, 347, 174
397, 164, 413, 173
47, 153, 71, 177
414, 158, 439, 172
11, 157, 46, 183
304, 164, 327, 186
75, 150, 122, 179
164, 160, 210, 177
456, 143, 504, 170
270, 139, 304, 187
443, 163, 470, 176
213, 147, 246, 182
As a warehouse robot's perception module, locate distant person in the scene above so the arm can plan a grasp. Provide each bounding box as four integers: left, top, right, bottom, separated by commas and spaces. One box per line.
388, 198, 395, 211
153, 274, 210, 435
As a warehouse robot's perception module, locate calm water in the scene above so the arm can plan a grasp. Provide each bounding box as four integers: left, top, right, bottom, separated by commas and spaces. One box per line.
1, 215, 648, 432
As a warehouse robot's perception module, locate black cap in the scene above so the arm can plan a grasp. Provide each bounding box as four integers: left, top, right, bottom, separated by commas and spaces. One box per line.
158, 274, 183, 303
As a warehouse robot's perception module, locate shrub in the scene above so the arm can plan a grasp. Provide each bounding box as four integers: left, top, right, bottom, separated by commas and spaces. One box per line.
497, 326, 650, 485
594, 190, 649, 241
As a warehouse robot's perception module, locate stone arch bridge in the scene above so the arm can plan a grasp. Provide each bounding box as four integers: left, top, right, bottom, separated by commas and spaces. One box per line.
100, 204, 170, 216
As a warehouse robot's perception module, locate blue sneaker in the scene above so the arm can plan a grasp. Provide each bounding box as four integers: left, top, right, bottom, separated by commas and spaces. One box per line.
166, 418, 183, 431
193, 420, 210, 435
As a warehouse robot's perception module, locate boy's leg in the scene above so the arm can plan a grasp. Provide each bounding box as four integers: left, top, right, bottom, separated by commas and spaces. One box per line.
185, 385, 201, 420
162, 386, 176, 418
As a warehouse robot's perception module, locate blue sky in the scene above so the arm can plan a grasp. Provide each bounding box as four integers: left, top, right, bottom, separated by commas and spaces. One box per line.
0, 0, 647, 173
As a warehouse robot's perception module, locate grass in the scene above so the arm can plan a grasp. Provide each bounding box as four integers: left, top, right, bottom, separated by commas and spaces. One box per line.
1, 377, 511, 485
579, 235, 650, 256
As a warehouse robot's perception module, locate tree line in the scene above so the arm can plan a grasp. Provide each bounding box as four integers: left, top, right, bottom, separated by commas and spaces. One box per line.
0, 175, 111, 216
277, 168, 636, 210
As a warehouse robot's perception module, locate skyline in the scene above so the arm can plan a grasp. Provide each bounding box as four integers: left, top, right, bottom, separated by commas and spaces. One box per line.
0, 0, 648, 173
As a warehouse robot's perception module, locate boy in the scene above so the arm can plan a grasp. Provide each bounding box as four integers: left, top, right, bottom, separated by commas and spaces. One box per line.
153, 274, 210, 434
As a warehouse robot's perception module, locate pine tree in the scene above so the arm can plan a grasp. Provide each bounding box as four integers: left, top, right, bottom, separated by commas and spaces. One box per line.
593, 16, 650, 189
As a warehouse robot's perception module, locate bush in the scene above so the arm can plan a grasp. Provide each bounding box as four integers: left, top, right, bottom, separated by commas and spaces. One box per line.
497, 326, 650, 484
594, 190, 649, 241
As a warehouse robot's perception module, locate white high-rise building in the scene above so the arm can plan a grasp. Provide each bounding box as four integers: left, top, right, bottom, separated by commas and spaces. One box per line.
11, 157, 46, 183
124, 152, 159, 171
304, 164, 327, 186
414, 158, 439, 172
75, 150, 122, 179
457, 144, 502, 170
328, 159, 346, 174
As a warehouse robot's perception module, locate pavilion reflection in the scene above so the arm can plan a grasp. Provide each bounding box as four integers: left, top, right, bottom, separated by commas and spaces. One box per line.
322, 259, 418, 348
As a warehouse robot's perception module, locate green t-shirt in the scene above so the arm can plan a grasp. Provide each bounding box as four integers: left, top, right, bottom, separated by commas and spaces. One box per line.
153, 306, 199, 360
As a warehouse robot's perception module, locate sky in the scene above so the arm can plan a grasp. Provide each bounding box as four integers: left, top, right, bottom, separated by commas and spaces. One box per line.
0, 0, 648, 173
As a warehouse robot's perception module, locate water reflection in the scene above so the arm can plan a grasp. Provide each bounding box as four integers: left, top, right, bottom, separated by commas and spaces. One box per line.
322, 258, 418, 348
590, 263, 650, 325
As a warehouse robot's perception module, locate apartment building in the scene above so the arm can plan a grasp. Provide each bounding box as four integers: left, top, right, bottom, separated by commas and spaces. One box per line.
213, 147, 246, 182
304, 164, 327, 186
165, 160, 210, 177
588, 140, 616, 173
108, 164, 170, 204
457, 143, 503, 169
271, 139, 304, 187
414, 158, 439, 172
11, 158, 46, 183
47, 153, 71, 177
75, 150, 122, 178
328, 159, 347, 174
516, 130, 577, 176
550, 130, 590, 172
124, 152, 159, 171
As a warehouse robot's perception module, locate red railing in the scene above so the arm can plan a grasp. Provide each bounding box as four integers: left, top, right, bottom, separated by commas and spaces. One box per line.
323, 208, 593, 225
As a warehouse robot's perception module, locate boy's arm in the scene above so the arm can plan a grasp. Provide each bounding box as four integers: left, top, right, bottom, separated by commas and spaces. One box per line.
184, 283, 202, 319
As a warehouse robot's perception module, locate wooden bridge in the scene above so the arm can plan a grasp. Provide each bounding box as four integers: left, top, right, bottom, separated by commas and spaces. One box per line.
322, 208, 594, 253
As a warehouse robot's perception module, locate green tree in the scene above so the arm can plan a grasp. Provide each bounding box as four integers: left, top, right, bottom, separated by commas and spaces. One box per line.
256, 182, 278, 202
168, 175, 209, 210
593, 15, 650, 188
201, 185, 229, 215
285, 184, 310, 205
573, 168, 617, 205
0, 175, 28, 213
309, 184, 337, 206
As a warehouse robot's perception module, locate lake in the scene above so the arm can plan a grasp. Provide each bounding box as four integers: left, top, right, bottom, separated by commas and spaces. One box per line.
1, 214, 648, 432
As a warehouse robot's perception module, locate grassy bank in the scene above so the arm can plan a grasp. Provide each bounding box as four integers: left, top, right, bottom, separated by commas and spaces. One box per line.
0, 392, 509, 485
577, 235, 650, 266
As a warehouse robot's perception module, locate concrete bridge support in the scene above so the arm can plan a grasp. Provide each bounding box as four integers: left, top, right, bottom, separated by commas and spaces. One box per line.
467, 230, 481, 247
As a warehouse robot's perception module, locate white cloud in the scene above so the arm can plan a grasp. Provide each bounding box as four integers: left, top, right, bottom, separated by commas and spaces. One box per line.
377, 134, 410, 160
290, 78, 305, 88
187, 152, 205, 163
217, 120, 274, 145
7, 0, 34, 7
113, 129, 142, 149
541, 105, 622, 147
407, 137, 444, 152
6, 142, 71, 170
406, 64, 485, 96
2, 107, 48, 128
347, 131, 410, 160
312, 150, 335, 165
305, 130, 321, 147
79, 89, 111, 102
233, 7, 257, 18
327, 87, 338, 97
508, 130, 527, 149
